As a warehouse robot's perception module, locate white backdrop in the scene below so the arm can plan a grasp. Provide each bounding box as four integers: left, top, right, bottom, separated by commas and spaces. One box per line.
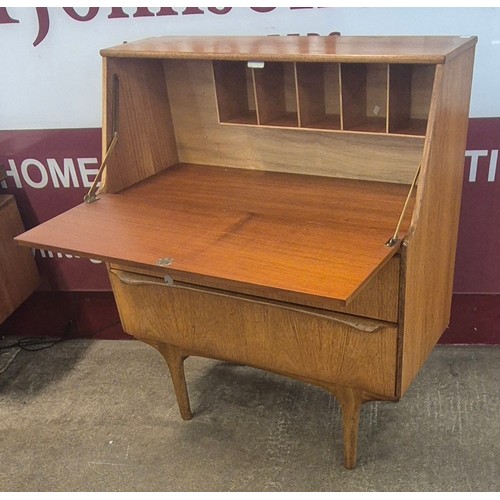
1, 6, 499, 130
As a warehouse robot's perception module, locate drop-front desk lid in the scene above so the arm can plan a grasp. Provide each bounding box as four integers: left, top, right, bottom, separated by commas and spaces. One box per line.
16, 163, 413, 307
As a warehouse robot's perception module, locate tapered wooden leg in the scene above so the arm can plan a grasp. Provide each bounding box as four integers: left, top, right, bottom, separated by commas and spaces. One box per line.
156, 343, 193, 421
337, 387, 364, 469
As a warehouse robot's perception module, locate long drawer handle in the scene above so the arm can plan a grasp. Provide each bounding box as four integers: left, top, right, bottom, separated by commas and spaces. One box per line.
110, 269, 392, 334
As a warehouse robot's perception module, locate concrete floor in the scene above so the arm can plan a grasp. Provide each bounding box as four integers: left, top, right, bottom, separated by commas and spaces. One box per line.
0, 340, 498, 491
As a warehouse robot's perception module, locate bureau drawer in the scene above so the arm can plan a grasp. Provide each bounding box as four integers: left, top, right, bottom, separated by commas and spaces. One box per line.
110, 256, 400, 323
109, 268, 398, 398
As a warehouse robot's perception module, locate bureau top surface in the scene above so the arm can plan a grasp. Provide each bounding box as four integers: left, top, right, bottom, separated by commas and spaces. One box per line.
17, 163, 413, 306
100, 35, 477, 63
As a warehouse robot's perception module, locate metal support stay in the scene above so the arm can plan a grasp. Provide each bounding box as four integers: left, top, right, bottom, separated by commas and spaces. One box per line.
385, 163, 421, 247
84, 132, 119, 204
84, 73, 120, 204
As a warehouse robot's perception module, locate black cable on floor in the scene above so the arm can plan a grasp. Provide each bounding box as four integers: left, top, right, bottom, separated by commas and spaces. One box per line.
0, 320, 74, 352
0, 319, 121, 352
3, 337, 72, 352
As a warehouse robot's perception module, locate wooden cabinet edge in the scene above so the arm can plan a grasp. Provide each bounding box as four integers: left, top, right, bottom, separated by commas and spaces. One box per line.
109, 267, 395, 334
109, 254, 400, 323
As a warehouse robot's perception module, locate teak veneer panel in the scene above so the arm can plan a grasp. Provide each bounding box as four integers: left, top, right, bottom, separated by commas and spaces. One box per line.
296, 63, 341, 129
253, 62, 295, 125
296, 63, 328, 127
213, 61, 257, 124
341, 63, 388, 133
109, 269, 398, 398
16, 163, 413, 306
101, 58, 178, 194
111, 255, 400, 323
410, 64, 436, 120
101, 36, 477, 64
389, 64, 434, 135
165, 59, 424, 184
388, 65, 413, 133
399, 47, 475, 395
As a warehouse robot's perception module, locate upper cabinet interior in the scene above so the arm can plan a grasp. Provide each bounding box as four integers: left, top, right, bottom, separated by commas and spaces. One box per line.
213, 59, 435, 137
98, 36, 476, 191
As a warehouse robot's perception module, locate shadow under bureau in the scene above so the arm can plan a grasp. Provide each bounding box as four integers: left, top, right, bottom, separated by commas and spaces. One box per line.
16, 35, 476, 468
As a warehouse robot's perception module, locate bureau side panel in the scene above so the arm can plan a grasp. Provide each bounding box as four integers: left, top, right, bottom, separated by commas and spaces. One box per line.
100, 57, 179, 194
399, 48, 475, 395
164, 60, 424, 184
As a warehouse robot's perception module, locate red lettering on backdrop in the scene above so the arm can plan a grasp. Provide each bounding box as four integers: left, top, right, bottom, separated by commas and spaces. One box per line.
5, 6, 327, 47
108, 8, 183, 18
0, 7, 19, 23
108, 8, 129, 19
132, 8, 155, 18
207, 8, 232, 15
63, 7, 99, 22
34, 7, 100, 46
156, 8, 179, 16
251, 8, 276, 13
181, 7, 204, 15
33, 7, 49, 47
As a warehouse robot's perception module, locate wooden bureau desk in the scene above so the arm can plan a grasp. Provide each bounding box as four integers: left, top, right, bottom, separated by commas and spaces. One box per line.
16, 36, 476, 468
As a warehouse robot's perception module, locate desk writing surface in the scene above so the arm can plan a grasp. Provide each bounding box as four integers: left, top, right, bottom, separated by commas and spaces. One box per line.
16, 163, 413, 305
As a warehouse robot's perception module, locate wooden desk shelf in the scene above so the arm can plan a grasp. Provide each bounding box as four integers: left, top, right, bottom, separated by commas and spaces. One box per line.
388, 63, 434, 135
16, 35, 476, 469
214, 57, 434, 137
296, 62, 341, 130
213, 61, 258, 125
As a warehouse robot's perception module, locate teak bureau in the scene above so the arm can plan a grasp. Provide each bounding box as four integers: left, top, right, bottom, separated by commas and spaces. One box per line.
17, 36, 477, 468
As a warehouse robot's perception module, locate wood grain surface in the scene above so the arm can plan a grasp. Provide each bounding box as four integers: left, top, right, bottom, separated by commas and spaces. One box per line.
388, 64, 412, 133
16, 163, 414, 306
109, 268, 398, 398
110, 255, 400, 323
100, 36, 477, 64
296, 63, 327, 127
253, 62, 289, 125
213, 61, 257, 124
165, 60, 425, 183
101, 57, 179, 194
399, 48, 476, 395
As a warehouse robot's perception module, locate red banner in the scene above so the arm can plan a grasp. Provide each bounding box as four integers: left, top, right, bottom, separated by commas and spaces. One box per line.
455, 118, 500, 293
1, 121, 499, 294
0, 129, 109, 290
